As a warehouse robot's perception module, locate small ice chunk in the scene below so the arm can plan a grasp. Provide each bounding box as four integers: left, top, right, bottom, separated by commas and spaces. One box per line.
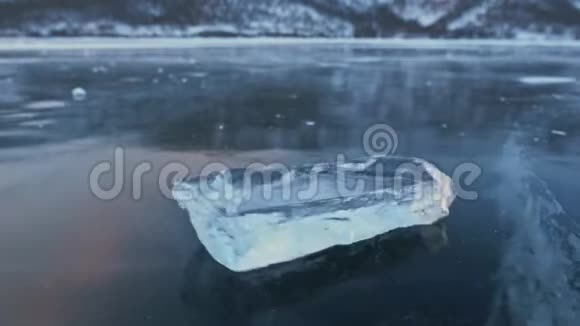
72, 87, 87, 101
304, 120, 316, 127
518, 76, 576, 85
551, 129, 567, 136
172, 156, 455, 272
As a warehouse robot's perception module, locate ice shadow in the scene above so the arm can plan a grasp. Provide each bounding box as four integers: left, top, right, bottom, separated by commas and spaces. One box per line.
181, 223, 448, 326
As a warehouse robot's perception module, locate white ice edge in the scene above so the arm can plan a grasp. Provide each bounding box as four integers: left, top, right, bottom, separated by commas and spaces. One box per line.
3, 37, 580, 51
173, 157, 455, 272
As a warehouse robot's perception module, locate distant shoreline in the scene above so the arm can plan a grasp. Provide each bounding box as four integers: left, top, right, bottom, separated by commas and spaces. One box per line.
2, 37, 580, 51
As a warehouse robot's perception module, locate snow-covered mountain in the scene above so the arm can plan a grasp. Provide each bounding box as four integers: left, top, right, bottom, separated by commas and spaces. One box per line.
1, 0, 580, 38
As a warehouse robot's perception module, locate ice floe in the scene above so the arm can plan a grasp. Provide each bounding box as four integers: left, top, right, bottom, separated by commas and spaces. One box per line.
172, 155, 455, 271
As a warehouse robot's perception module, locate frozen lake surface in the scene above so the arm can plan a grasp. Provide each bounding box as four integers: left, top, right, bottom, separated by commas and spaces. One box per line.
1, 40, 580, 326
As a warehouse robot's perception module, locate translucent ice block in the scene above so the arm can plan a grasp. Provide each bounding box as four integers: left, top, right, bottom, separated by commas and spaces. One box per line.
172, 156, 455, 272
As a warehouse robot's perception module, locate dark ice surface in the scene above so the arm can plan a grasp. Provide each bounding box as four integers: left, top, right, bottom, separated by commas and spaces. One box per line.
1, 42, 580, 326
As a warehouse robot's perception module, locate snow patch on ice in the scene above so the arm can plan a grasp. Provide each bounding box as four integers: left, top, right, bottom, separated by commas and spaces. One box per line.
518, 76, 576, 85
551, 129, 568, 136
23, 100, 67, 110
1, 112, 37, 120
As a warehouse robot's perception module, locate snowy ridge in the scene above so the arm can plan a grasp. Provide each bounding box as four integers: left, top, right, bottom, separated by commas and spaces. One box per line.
448, 0, 498, 31
1, 0, 580, 38
384, 0, 456, 27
